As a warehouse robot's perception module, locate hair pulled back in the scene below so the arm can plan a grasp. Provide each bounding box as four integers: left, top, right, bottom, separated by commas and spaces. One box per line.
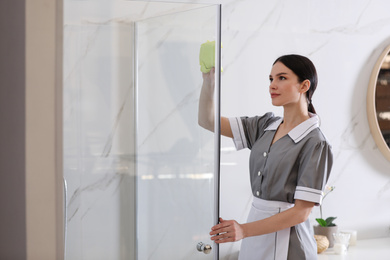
273, 54, 318, 114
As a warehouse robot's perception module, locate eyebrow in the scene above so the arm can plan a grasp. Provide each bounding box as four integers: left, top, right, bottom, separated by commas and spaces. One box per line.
269, 72, 288, 78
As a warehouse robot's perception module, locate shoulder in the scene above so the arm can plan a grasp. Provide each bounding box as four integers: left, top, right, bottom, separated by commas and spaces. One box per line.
232, 112, 281, 149
303, 128, 332, 149
241, 112, 281, 129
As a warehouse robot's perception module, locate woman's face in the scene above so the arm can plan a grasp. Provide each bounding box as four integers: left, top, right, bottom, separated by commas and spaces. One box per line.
269, 62, 306, 107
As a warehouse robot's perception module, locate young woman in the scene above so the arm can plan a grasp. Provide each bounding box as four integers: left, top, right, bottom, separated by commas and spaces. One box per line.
198, 54, 333, 259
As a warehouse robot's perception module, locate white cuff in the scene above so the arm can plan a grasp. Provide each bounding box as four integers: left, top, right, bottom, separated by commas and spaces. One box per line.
229, 117, 248, 150
294, 186, 323, 205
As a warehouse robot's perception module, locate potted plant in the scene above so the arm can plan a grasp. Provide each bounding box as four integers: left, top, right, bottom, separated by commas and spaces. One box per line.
313, 186, 337, 248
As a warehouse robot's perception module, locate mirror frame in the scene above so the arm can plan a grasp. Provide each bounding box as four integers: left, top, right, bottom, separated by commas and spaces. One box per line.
367, 44, 390, 161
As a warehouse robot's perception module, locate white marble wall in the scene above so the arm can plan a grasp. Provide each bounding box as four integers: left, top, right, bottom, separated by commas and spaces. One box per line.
64, 0, 390, 259
214, 0, 390, 258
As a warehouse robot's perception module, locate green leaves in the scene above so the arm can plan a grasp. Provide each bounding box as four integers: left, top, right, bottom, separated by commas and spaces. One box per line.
316, 217, 337, 227
315, 218, 327, 227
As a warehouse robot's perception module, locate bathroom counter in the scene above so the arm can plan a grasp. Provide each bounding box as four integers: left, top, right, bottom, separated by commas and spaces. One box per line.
318, 237, 390, 260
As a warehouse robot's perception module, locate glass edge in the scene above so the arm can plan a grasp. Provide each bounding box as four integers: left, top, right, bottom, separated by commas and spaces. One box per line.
213, 4, 222, 260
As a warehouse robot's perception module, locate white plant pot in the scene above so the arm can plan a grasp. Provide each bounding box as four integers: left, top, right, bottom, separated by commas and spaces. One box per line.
313, 225, 338, 248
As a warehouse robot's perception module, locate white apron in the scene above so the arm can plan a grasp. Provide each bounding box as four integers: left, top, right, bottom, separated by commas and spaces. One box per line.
238, 197, 294, 260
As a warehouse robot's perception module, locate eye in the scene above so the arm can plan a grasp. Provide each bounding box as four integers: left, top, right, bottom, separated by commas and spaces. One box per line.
279, 76, 286, 80
269, 77, 273, 82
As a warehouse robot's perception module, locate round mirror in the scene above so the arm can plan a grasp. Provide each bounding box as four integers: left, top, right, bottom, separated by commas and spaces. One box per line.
367, 44, 390, 161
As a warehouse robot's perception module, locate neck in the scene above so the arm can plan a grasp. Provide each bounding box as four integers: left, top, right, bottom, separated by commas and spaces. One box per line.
282, 103, 310, 128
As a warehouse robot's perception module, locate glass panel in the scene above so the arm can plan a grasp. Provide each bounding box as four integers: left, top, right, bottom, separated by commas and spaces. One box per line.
63, 1, 220, 260
135, 5, 220, 260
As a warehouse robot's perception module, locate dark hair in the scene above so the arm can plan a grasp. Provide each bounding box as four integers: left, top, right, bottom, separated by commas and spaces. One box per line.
273, 54, 318, 114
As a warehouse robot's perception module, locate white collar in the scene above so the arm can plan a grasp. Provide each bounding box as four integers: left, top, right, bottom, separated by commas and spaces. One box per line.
264, 113, 320, 143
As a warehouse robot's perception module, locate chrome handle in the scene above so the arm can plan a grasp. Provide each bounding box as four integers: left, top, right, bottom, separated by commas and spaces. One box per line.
197, 242, 212, 254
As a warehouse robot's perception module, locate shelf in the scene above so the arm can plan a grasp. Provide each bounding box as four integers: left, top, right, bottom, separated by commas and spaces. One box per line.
318, 237, 390, 259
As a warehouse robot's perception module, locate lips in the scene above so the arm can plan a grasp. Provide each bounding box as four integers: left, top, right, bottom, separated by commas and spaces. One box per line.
270, 93, 280, 98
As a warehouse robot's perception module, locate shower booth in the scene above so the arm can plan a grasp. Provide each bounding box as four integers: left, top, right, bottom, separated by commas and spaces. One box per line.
63, 1, 222, 259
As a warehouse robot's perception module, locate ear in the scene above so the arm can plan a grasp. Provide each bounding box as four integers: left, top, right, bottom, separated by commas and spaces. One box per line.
300, 79, 310, 93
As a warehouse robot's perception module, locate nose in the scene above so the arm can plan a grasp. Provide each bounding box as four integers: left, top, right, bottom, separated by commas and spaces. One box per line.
269, 81, 277, 90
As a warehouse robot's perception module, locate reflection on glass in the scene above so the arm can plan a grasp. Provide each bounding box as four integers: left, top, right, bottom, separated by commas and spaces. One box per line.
375, 52, 390, 148
135, 5, 219, 260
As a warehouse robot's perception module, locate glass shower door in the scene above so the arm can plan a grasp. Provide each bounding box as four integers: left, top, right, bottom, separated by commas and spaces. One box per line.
63, 1, 221, 259
135, 5, 221, 260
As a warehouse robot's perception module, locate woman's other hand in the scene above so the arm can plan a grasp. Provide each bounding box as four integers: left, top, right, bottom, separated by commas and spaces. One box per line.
210, 217, 245, 243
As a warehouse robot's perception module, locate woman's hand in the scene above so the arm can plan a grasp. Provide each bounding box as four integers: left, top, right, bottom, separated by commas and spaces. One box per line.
209, 218, 245, 243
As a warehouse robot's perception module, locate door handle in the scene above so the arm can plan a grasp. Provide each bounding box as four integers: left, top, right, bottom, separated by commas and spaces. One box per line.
197, 242, 212, 254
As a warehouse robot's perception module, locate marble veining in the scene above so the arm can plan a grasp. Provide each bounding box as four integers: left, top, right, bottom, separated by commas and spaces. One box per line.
138, 87, 200, 147
377, 179, 390, 198
102, 85, 132, 157
67, 172, 125, 222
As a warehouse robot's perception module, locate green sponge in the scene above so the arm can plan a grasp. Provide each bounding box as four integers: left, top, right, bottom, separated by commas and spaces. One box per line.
199, 40, 222, 73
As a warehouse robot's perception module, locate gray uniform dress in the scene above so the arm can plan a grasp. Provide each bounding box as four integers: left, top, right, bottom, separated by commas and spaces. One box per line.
229, 112, 333, 260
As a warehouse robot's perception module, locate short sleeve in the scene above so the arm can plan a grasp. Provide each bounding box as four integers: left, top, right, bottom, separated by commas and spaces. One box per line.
294, 140, 333, 205
229, 112, 276, 150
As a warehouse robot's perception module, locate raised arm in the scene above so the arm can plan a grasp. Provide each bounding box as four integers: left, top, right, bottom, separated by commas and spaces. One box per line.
198, 68, 233, 138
